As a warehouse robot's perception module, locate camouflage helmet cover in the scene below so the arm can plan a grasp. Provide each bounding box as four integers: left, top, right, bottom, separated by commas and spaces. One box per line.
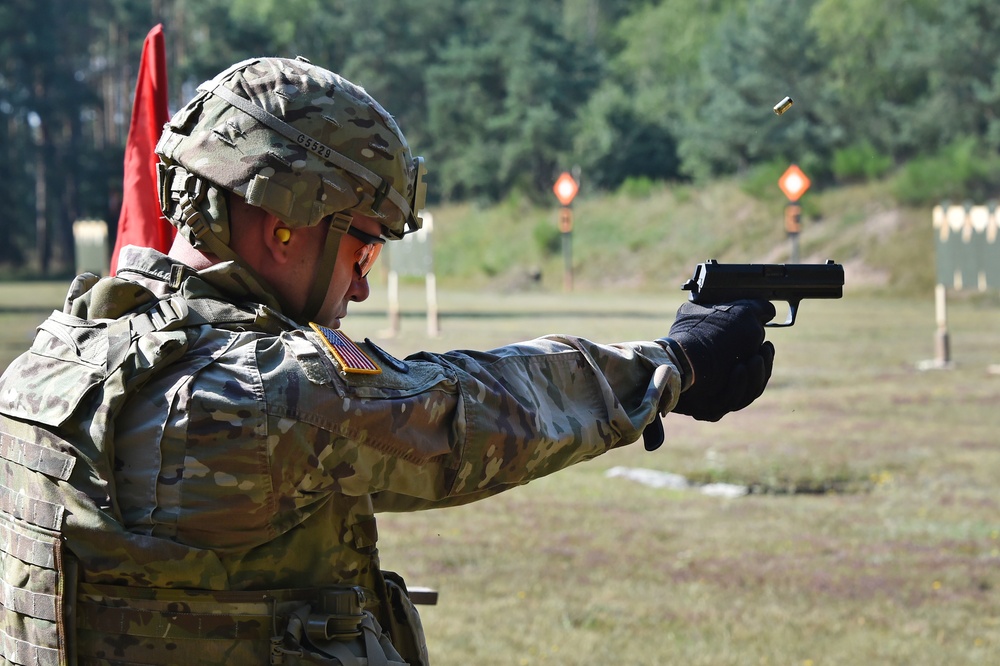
156, 57, 426, 246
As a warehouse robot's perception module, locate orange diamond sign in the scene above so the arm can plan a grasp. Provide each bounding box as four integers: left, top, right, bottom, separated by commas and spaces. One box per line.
778, 164, 811, 202
553, 172, 579, 206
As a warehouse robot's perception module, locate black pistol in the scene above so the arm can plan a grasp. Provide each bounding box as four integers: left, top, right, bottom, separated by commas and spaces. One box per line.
681, 260, 844, 327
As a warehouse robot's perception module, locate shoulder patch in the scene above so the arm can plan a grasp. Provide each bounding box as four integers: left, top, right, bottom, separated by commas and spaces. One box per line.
309, 323, 381, 375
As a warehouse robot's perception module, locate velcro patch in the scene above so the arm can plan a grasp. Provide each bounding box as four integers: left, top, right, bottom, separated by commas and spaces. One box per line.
310, 323, 381, 375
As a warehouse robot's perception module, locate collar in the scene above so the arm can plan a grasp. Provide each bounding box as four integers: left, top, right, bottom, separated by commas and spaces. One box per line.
115, 245, 286, 315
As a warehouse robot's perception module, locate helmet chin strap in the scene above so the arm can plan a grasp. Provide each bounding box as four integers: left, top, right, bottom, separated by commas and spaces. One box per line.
298, 213, 352, 324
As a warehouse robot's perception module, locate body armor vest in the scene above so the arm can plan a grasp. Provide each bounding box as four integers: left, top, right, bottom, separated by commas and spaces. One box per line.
0, 275, 195, 665
0, 274, 425, 665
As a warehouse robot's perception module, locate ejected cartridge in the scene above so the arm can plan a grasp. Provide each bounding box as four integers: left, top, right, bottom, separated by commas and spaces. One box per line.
773, 96, 793, 115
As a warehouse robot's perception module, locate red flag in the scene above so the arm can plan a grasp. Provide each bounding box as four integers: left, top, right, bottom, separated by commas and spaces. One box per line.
110, 24, 174, 274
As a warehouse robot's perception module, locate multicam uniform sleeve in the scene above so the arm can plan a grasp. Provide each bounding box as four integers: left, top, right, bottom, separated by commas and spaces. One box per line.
260, 332, 684, 512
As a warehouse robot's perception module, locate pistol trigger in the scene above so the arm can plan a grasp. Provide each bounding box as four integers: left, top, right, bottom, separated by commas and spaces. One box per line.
764, 300, 797, 328
769, 300, 797, 328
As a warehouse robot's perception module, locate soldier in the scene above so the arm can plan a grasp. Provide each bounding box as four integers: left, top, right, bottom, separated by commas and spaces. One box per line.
0, 57, 775, 665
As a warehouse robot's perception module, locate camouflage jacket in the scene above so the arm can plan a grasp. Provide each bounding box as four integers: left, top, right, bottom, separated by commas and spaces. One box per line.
0, 245, 683, 661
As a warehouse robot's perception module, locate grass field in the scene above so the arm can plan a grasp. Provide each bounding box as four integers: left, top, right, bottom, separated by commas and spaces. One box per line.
1, 280, 998, 665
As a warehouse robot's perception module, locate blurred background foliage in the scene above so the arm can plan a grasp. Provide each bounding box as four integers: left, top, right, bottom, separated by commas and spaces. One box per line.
1, 0, 999, 276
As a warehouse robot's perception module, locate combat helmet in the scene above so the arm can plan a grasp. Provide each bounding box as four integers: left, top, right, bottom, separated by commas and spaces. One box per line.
155, 56, 427, 321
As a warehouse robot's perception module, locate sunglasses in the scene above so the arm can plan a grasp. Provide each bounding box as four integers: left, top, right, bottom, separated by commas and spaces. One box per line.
345, 225, 385, 278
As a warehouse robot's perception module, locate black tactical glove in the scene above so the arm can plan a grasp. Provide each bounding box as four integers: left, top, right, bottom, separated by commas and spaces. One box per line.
661, 299, 776, 422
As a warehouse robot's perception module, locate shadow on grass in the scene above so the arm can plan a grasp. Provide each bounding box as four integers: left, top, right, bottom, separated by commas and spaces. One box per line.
686, 470, 876, 495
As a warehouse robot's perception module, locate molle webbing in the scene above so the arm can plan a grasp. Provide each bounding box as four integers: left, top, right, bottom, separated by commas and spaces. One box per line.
73, 583, 384, 665
75, 583, 318, 637
0, 430, 76, 666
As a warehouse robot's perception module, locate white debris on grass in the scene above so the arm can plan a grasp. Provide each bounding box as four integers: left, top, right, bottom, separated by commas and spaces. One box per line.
605, 467, 748, 498
605, 466, 689, 490
699, 482, 749, 498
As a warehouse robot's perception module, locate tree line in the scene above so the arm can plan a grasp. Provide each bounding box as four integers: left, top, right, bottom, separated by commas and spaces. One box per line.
2, 0, 998, 275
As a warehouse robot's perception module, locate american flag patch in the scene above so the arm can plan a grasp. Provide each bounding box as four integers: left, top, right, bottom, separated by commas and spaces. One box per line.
310, 323, 381, 375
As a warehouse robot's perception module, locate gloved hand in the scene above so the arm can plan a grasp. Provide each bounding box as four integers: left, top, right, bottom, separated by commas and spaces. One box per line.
662, 299, 776, 422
